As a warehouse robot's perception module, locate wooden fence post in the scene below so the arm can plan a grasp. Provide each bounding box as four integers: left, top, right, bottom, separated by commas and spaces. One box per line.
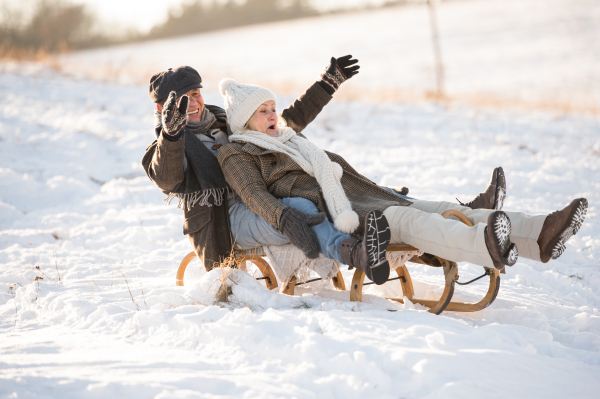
427, 0, 445, 97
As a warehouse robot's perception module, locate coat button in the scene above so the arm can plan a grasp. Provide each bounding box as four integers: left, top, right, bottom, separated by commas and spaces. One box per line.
271, 161, 276, 166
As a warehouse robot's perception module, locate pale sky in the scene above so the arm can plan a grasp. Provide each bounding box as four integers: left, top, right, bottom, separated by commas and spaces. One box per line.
69, 0, 394, 34
77, 0, 187, 33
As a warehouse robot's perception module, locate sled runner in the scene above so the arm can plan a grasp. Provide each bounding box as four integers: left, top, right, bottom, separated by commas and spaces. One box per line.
176, 247, 346, 293
176, 209, 502, 315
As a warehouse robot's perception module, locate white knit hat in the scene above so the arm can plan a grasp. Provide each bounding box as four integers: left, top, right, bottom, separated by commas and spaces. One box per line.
219, 78, 277, 133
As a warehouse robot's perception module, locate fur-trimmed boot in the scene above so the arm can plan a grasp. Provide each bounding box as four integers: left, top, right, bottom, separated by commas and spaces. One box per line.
340, 210, 391, 285
537, 198, 588, 263
484, 211, 519, 270
458, 166, 506, 210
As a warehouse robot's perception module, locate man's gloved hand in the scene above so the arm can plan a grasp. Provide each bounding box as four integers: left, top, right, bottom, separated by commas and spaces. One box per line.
162, 91, 189, 135
318, 55, 360, 95
279, 207, 326, 259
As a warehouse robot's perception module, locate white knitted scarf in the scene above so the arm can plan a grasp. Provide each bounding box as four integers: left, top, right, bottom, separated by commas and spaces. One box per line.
229, 127, 360, 234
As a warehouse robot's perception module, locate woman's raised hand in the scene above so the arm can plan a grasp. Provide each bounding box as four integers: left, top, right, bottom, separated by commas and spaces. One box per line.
336, 55, 360, 79
319, 55, 360, 95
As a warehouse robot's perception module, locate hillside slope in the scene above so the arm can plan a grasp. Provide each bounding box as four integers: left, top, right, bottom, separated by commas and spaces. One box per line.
0, 71, 599, 398
54, 0, 600, 112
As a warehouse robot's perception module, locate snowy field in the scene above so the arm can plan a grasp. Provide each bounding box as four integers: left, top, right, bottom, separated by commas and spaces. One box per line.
0, 69, 599, 398
1, 0, 600, 396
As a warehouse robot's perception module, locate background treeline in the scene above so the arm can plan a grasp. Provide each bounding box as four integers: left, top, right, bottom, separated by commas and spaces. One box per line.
147, 0, 317, 40
0, 0, 113, 58
0, 0, 410, 58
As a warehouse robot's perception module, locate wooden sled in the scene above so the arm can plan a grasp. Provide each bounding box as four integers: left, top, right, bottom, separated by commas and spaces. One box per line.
349, 209, 501, 314
175, 209, 502, 315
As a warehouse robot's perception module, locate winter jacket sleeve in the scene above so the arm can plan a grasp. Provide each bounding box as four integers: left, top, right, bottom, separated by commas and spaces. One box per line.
280, 82, 332, 135
217, 144, 288, 231
141, 129, 186, 193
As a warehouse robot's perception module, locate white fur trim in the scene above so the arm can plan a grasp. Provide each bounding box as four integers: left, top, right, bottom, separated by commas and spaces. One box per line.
331, 162, 343, 180
334, 209, 359, 234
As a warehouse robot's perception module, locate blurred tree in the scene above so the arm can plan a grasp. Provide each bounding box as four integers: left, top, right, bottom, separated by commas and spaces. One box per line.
0, 0, 109, 57
148, 0, 317, 40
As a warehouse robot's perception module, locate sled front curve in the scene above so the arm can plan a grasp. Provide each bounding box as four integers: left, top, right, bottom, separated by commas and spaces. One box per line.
349, 209, 502, 314
176, 251, 197, 287
176, 251, 279, 290
349, 251, 458, 315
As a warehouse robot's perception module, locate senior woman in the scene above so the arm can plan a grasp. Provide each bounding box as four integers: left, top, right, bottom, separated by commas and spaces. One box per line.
217, 79, 588, 284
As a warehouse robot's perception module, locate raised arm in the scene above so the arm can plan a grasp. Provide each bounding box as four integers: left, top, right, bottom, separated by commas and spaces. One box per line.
141, 133, 185, 193
281, 55, 360, 134
141, 91, 189, 193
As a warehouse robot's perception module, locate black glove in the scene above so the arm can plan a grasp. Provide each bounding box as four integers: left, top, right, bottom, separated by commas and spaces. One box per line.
388, 186, 409, 196
279, 207, 327, 259
162, 91, 189, 136
318, 55, 360, 95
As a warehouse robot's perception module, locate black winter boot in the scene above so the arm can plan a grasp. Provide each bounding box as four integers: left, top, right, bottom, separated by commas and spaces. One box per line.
340, 210, 391, 285
537, 198, 587, 263
458, 166, 506, 210
484, 211, 518, 270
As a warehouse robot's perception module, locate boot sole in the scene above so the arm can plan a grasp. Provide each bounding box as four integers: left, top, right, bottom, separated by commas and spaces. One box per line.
490, 211, 518, 269
548, 198, 588, 260
493, 166, 506, 211
365, 210, 391, 285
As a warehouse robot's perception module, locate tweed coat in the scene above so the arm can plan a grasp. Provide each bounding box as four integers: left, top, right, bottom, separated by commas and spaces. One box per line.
142, 82, 333, 269
217, 136, 412, 238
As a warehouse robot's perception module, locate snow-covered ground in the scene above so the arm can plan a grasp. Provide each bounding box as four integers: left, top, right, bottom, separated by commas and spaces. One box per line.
0, 68, 599, 398
40, 0, 600, 113
1, 0, 599, 396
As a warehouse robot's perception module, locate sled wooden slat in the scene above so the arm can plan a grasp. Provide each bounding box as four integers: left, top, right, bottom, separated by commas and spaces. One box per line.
442, 268, 500, 312
397, 265, 414, 299
176, 251, 198, 287
237, 255, 279, 290
388, 267, 500, 312
441, 209, 474, 227
280, 276, 297, 295
349, 268, 366, 302
352, 261, 458, 315
386, 263, 458, 315
387, 244, 420, 252
332, 273, 346, 291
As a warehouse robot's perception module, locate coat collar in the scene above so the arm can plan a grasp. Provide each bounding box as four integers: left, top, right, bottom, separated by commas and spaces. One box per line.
240, 142, 282, 156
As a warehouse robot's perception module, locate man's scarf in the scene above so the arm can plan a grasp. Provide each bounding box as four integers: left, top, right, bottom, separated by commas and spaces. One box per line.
155, 106, 231, 211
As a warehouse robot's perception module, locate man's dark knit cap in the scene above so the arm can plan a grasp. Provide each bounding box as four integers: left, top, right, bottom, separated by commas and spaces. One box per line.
149, 66, 203, 104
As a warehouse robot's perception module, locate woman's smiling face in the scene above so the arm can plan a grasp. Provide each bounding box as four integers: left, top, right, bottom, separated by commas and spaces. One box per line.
247, 100, 278, 137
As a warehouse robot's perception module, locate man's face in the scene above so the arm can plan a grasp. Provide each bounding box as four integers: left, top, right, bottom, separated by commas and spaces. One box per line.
183, 88, 204, 123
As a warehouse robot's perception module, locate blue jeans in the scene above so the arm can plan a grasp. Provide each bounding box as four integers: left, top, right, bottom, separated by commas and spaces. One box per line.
229, 197, 350, 263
